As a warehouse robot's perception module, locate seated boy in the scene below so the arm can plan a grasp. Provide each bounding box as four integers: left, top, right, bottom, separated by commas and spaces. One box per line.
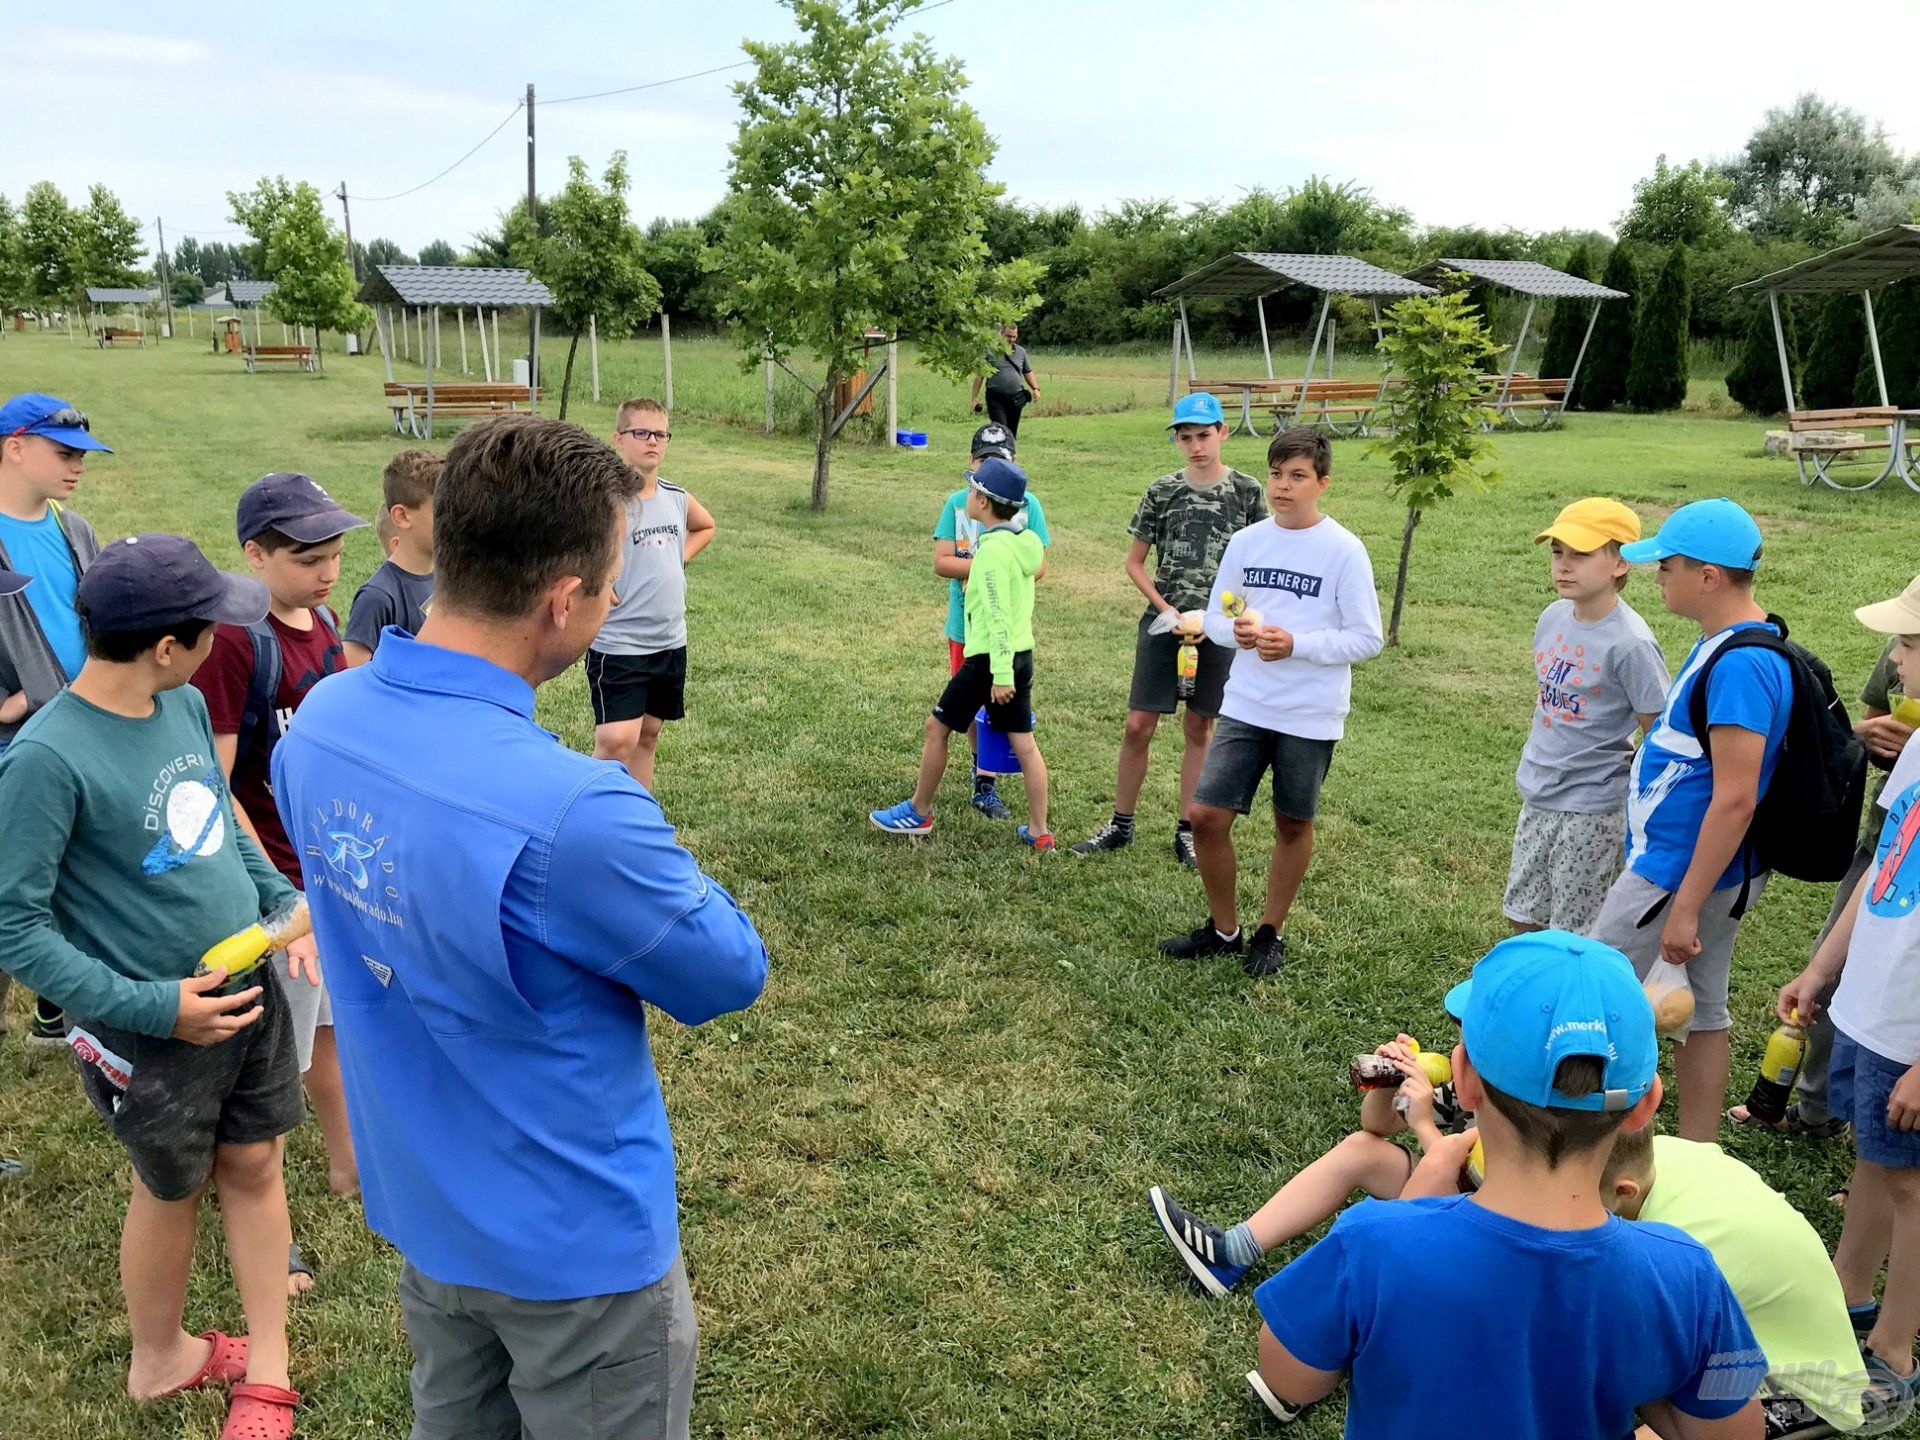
343, 448, 437, 665
1244, 932, 1765, 1438
871, 458, 1051, 846
0, 535, 319, 1437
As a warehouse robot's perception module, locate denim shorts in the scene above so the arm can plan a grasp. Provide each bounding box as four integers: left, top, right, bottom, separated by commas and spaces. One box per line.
1190, 715, 1335, 820
1830, 1028, 1920, 1168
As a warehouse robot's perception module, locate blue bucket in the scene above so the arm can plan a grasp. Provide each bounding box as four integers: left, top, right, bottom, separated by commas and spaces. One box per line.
974, 706, 1034, 774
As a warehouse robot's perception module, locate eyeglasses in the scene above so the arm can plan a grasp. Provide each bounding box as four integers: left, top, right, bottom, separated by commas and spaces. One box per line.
618, 427, 671, 442
11, 406, 89, 437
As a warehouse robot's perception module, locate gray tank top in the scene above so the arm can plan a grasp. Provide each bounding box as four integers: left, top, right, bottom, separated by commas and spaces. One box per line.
594, 480, 689, 655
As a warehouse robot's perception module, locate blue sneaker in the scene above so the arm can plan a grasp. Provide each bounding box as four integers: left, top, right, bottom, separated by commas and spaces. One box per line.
1018, 825, 1055, 852
1150, 1185, 1248, 1298
869, 799, 932, 835
970, 783, 1013, 820
1864, 1349, 1920, 1414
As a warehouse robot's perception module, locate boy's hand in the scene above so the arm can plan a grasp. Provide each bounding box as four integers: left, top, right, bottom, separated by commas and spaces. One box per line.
1776, 965, 1831, 1026
173, 972, 265, 1046
990, 684, 1015, 705
1254, 625, 1295, 662
1390, 1053, 1436, 1128
1232, 614, 1261, 650
286, 933, 321, 988
1659, 905, 1702, 967
0, 690, 26, 725
1889, 1064, 1920, 1132
1858, 713, 1914, 764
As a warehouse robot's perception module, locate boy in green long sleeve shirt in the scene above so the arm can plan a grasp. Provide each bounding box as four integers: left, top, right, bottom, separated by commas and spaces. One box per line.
0, 534, 316, 1434
872, 459, 1052, 846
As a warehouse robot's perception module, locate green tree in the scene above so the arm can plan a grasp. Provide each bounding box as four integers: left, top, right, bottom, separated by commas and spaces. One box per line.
170, 270, 206, 309
417, 239, 459, 267
1726, 302, 1793, 414
229, 178, 366, 369
226, 175, 294, 277
1800, 292, 1867, 408
365, 237, 414, 269
643, 221, 718, 323
70, 184, 144, 290
1619, 156, 1733, 249
1575, 245, 1640, 410
466, 199, 548, 268
1724, 93, 1917, 241
723, 0, 1041, 508
19, 182, 78, 311
1369, 288, 1501, 646
1626, 245, 1690, 412
1537, 243, 1593, 382
0, 194, 23, 316
1859, 279, 1920, 409
533, 152, 662, 419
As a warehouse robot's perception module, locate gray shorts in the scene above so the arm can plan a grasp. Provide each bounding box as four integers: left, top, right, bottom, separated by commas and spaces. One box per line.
1128, 615, 1231, 717
268, 948, 332, 1074
1588, 867, 1765, 1033
401, 1255, 698, 1440
1502, 805, 1627, 934
1191, 714, 1335, 820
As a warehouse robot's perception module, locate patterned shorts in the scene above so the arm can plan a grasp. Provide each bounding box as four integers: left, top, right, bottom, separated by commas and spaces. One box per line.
1502, 804, 1626, 934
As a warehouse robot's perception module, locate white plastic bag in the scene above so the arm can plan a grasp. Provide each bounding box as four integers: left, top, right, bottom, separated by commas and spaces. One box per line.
1148, 608, 1206, 637
1643, 959, 1696, 1041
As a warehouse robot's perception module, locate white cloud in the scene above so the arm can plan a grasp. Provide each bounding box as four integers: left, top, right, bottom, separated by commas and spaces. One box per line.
21, 28, 212, 67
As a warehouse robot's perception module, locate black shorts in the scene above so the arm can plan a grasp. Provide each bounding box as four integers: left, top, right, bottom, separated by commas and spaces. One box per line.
1191, 714, 1336, 820
69, 974, 305, 1201
933, 650, 1034, 734
586, 646, 688, 726
1128, 615, 1232, 717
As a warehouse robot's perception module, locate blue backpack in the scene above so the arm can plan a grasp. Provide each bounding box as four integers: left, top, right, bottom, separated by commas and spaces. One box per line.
234, 605, 340, 770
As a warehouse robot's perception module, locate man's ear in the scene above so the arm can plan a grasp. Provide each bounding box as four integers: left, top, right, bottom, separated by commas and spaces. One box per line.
543, 573, 586, 629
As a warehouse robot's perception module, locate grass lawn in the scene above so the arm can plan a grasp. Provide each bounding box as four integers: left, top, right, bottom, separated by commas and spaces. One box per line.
0, 328, 1907, 1438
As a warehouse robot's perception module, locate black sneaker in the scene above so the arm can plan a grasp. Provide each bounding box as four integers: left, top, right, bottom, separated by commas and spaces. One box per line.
25, 999, 66, 1050
1159, 920, 1242, 960
1244, 925, 1286, 978
1762, 1394, 1840, 1439
1071, 819, 1134, 856
1246, 1369, 1306, 1424
1173, 827, 1198, 869
969, 784, 1013, 821
1148, 1186, 1249, 1298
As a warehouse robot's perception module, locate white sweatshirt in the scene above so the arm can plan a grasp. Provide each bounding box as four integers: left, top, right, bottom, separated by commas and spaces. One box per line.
1202, 514, 1384, 740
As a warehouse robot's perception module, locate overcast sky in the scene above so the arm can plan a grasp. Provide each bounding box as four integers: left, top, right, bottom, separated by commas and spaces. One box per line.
7, 0, 1920, 258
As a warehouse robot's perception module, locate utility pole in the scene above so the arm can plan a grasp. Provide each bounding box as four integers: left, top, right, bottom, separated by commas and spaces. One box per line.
525, 82, 537, 383
336, 182, 359, 280
156, 217, 174, 341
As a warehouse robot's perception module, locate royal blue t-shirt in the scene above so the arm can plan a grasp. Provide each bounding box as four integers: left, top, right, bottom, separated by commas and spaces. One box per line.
1626, 621, 1792, 893
1254, 1195, 1764, 1440
0, 509, 85, 681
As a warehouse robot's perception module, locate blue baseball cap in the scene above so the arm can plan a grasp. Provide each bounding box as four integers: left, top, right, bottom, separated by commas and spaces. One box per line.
76, 534, 269, 633
0, 393, 113, 453
1168, 392, 1226, 430
1443, 930, 1657, 1113
1619, 498, 1763, 571
0, 567, 29, 598
236, 472, 367, 546
970, 456, 1029, 510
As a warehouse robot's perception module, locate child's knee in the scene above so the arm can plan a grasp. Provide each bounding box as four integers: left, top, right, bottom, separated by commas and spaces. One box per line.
596, 724, 641, 761
924, 712, 951, 743
1181, 710, 1215, 746
213, 1140, 284, 1196
1274, 813, 1314, 844
1123, 710, 1160, 744
1881, 1162, 1920, 1203
1190, 805, 1233, 839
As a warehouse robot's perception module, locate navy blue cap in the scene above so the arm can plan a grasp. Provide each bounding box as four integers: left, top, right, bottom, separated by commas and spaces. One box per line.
0, 393, 113, 453
76, 535, 269, 633
0, 567, 28, 598
236, 472, 367, 546
969, 456, 1029, 509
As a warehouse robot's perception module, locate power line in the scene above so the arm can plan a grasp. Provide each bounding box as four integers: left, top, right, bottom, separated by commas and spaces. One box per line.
542, 60, 752, 107
356, 101, 525, 203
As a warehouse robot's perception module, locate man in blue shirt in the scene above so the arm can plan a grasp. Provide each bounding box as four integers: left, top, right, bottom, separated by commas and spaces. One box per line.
1249, 932, 1765, 1439
1590, 499, 1793, 1142
272, 414, 768, 1440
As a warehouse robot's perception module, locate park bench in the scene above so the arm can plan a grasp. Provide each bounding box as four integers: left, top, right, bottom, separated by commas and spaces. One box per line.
244, 344, 315, 373
1487, 376, 1571, 428
1784, 406, 1915, 491
384, 382, 542, 437
1186, 377, 1297, 436
96, 328, 143, 349
1291, 378, 1394, 438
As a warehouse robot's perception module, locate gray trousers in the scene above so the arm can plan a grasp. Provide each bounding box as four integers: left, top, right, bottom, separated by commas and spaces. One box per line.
401, 1256, 698, 1440
1794, 843, 1874, 1125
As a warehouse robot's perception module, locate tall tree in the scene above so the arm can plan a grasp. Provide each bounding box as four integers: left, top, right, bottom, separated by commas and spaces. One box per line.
19, 181, 78, 311
533, 152, 662, 419
1626, 245, 1690, 412
1723, 93, 1917, 241
723, 0, 1041, 508
1537, 244, 1593, 382
228, 178, 366, 369
1619, 156, 1732, 249
1859, 279, 1920, 409
0, 194, 22, 316
1800, 292, 1867, 409
1726, 302, 1793, 415
417, 239, 459, 267
70, 184, 144, 290
170, 270, 206, 308
1574, 245, 1640, 410
1369, 290, 1501, 646
226, 175, 294, 278
365, 237, 414, 268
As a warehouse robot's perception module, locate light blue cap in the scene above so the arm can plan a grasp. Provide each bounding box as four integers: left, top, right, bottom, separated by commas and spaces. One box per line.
1168, 392, 1225, 429
1619, 498, 1763, 571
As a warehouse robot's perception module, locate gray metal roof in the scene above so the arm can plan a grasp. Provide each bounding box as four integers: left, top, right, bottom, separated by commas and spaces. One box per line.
1405, 258, 1627, 300
226, 279, 276, 305
1731, 225, 1920, 295
357, 265, 553, 309
1155, 252, 1436, 300
84, 287, 160, 304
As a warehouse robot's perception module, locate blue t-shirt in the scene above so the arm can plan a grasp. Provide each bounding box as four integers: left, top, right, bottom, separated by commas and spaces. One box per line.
0, 508, 85, 681
1254, 1195, 1765, 1440
1626, 622, 1793, 892
933, 488, 1050, 644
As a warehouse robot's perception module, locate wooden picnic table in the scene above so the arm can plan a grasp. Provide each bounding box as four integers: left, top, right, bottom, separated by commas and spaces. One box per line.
1785, 406, 1920, 493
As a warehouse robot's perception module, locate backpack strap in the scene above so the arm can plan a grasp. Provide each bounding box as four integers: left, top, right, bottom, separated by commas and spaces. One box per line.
234, 618, 284, 772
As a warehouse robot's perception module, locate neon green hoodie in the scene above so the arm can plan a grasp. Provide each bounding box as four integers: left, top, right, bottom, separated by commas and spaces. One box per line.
963, 526, 1044, 684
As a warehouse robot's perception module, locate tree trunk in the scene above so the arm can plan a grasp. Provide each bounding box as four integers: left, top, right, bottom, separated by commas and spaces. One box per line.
1387, 505, 1421, 647
810, 365, 839, 511
558, 332, 581, 421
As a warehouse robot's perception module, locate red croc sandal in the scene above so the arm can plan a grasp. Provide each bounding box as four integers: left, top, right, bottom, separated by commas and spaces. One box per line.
158, 1331, 250, 1396
221, 1382, 298, 1440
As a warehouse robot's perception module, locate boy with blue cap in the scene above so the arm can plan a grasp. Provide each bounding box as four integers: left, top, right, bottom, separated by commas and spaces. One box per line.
1072, 393, 1265, 866
872, 457, 1052, 846
1589, 498, 1794, 1143
0, 392, 112, 1046
1245, 931, 1766, 1437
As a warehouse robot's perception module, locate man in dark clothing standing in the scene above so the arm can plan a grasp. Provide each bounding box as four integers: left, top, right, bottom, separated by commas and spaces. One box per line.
971, 323, 1040, 438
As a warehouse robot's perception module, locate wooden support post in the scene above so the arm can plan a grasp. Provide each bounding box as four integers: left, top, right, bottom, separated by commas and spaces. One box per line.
661, 312, 673, 411
590, 313, 600, 403
492, 310, 501, 380
764, 352, 775, 434
433, 307, 442, 370
885, 338, 898, 446
424, 306, 437, 440
529, 309, 541, 413
476, 305, 492, 382
458, 307, 470, 375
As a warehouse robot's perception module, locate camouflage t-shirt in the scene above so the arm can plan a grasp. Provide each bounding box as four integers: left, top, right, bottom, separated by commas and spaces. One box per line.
1127, 467, 1267, 614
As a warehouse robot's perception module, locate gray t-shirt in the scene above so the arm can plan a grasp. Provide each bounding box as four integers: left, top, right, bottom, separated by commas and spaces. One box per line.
593, 480, 690, 656
344, 560, 433, 654
985, 345, 1031, 398
1516, 598, 1670, 814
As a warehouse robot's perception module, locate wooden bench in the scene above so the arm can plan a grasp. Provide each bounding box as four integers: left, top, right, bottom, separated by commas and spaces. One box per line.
1291, 379, 1394, 438
1185, 377, 1297, 435
244, 344, 315, 373
384, 382, 542, 436
1785, 406, 1909, 490
1486, 376, 1571, 428
96, 328, 143, 349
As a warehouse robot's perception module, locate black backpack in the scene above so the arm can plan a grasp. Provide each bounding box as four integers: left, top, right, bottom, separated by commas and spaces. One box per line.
1686, 615, 1866, 911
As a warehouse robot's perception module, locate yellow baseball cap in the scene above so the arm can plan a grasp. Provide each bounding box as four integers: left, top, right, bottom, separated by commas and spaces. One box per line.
1855, 574, 1920, 635
1535, 498, 1642, 552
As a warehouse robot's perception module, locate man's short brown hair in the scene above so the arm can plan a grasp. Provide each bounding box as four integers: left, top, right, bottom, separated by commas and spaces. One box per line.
383, 449, 442, 512
1267, 426, 1332, 478
616, 396, 668, 428
433, 415, 640, 620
